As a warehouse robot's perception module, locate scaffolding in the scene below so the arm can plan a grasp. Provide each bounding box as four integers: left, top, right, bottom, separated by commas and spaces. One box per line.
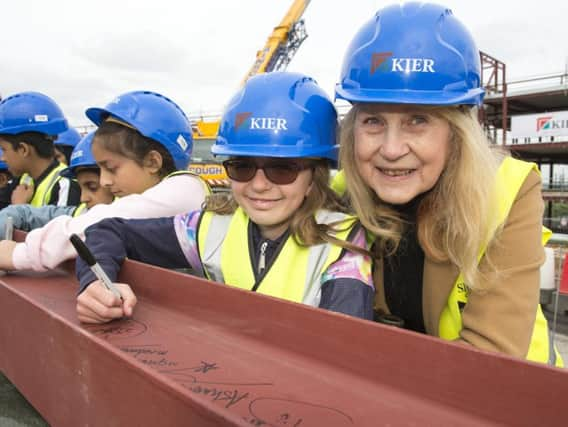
480, 51, 508, 145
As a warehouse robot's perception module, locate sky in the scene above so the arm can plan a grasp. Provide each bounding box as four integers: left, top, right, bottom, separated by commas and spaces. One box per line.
1, 0, 567, 128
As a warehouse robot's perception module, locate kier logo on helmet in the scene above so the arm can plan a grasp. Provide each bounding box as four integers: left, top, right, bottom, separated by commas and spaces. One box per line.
250, 117, 288, 131
371, 52, 436, 74
371, 52, 393, 74
235, 112, 252, 129
235, 112, 288, 131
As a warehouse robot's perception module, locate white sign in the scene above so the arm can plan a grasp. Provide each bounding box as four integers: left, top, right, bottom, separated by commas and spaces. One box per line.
511, 111, 568, 139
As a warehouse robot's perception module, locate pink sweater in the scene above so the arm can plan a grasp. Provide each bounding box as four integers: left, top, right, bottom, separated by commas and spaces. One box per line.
12, 175, 208, 271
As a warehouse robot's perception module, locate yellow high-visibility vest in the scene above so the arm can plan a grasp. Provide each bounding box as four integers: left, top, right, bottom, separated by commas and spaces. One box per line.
20, 163, 67, 207
438, 157, 562, 367
72, 203, 87, 217
331, 158, 562, 366
197, 207, 357, 304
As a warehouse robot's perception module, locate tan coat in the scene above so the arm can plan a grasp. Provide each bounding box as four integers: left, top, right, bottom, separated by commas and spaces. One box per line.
373, 170, 545, 358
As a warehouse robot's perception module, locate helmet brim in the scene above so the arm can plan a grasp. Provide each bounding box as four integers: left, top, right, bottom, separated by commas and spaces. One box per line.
211, 144, 338, 162
85, 107, 108, 126
335, 85, 485, 106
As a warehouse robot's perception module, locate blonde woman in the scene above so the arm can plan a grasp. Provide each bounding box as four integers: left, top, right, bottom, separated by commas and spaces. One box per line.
334, 2, 562, 366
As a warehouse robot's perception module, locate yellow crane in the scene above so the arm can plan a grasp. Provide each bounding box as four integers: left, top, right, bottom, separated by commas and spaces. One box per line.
189, 0, 311, 188
241, 0, 311, 83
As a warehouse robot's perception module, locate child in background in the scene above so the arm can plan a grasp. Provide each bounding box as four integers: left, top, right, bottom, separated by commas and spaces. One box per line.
54, 127, 81, 165
75, 72, 374, 324
0, 132, 114, 239
0, 91, 81, 206
0, 149, 14, 209
0, 150, 11, 188
0, 90, 208, 271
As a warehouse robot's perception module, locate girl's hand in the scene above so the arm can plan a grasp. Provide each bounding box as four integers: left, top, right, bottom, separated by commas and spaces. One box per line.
76, 280, 137, 324
0, 240, 17, 270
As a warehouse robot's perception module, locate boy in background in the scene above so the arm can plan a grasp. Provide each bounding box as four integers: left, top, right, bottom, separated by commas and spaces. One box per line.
0, 149, 14, 209
0, 91, 81, 207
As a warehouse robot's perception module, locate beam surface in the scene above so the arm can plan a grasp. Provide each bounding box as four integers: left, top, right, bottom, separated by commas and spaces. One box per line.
1, 252, 567, 426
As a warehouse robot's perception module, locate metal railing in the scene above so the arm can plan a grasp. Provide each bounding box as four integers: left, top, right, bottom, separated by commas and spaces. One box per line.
507, 71, 568, 91
542, 181, 568, 191
544, 217, 568, 234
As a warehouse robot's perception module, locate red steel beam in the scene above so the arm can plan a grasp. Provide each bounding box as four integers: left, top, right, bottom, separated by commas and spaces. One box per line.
1, 253, 567, 426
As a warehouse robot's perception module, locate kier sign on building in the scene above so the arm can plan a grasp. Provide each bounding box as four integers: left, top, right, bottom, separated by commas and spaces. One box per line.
511, 110, 568, 139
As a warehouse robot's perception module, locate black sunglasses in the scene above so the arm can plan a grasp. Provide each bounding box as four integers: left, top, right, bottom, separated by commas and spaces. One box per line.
222, 158, 315, 185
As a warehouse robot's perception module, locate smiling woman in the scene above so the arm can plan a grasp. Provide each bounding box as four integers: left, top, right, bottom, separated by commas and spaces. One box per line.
352, 104, 452, 205
334, 1, 563, 366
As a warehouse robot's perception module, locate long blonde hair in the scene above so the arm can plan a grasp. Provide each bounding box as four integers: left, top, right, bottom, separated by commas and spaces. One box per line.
340, 104, 501, 289
206, 161, 364, 252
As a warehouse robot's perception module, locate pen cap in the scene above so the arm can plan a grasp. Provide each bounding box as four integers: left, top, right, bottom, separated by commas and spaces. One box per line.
70, 234, 96, 266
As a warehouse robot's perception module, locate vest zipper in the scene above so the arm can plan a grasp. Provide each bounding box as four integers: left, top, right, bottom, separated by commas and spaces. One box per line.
258, 241, 268, 275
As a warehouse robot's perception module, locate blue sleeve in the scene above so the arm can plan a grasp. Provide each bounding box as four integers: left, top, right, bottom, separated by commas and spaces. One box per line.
0, 204, 75, 239
319, 278, 374, 320
76, 216, 190, 293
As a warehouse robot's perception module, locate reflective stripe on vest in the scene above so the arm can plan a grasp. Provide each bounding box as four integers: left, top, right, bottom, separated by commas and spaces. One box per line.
439, 157, 563, 367
197, 207, 356, 305
21, 162, 67, 207
166, 170, 212, 195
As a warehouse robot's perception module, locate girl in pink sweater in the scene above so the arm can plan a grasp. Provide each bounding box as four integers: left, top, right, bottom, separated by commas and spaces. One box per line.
0, 90, 208, 271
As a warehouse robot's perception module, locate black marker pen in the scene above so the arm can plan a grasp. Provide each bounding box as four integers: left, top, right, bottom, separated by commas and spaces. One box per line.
70, 233, 122, 300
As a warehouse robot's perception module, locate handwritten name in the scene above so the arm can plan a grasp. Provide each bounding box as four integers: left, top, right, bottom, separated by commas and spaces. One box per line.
120, 345, 178, 367
186, 384, 249, 409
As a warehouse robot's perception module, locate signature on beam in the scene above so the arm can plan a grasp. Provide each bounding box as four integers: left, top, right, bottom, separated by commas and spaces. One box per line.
84, 318, 147, 340
245, 398, 354, 426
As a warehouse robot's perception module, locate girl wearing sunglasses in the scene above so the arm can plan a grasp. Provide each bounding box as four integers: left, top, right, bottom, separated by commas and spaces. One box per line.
75, 72, 375, 324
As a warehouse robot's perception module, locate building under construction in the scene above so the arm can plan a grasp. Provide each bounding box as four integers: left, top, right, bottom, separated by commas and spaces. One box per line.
480, 52, 568, 231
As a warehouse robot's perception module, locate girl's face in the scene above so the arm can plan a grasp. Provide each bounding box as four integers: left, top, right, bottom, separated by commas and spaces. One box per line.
353, 104, 452, 205
76, 169, 114, 209
227, 157, 314, 240
92, 142, 161, 197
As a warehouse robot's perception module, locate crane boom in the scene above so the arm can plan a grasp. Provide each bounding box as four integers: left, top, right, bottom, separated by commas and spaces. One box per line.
190, 0, 311, 188
241, 0, 311, 84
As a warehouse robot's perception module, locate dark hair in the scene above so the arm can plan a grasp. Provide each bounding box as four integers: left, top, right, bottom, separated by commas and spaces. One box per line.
55, 144, 74, 164
0, 132, 55, 159
93, 121, 176, 177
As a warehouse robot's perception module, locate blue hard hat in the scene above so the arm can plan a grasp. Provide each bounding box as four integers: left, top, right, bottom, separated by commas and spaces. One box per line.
60, 131, 97, 179
56, 127, 81, 148
0, 91, 69, 135
0, 148, 8, 171
85, 91, 193, 170
335, 2, 484, 106
213, 71, 338, 162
